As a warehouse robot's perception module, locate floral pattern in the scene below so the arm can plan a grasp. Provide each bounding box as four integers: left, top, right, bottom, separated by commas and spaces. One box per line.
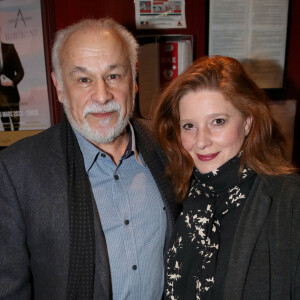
165, 154, 255, 299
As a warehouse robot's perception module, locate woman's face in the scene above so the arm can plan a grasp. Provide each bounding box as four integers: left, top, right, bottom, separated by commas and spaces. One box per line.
179, 90, 252, 174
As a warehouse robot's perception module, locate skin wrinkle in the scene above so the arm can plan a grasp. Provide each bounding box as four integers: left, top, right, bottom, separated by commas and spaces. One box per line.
52, 28, 136, 163
179, 90, 252, 174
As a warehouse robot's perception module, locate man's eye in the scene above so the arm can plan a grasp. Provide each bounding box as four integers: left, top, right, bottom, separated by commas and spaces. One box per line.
79, 77, 89, 83
213, 118, 225, 126
108, 74, 119, 80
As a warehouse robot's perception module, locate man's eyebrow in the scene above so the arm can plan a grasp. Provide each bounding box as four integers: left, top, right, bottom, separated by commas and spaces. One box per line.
69, 66, 88, 76
107, 64, 125, 71
69, 64, 124, 76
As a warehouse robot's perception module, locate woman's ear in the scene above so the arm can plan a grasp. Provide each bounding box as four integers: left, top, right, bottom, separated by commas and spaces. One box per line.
244, 116, 253, 136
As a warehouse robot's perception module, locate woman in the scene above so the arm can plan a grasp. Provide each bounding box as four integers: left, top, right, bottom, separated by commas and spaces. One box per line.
153, 56, 300, 299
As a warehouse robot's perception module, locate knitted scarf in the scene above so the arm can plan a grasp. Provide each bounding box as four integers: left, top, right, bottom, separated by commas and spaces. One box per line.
165, 154, 256, 300
61, 113, 95, 299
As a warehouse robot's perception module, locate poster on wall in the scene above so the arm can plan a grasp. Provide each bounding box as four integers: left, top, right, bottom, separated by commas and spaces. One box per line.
209, 0, 289, 89
135, 0, 186, 29
0, 0, 51, 136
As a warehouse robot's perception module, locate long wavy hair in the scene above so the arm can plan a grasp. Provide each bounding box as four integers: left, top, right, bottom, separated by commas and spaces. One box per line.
152, 56, 296, 201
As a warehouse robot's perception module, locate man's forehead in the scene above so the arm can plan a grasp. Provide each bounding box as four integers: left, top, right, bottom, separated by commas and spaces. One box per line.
66, 30, 126, 55
65, 28, 123, 49
61, 28, 127, 61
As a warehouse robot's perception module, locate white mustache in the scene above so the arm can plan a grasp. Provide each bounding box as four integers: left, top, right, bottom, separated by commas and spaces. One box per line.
83, 101, 120, 117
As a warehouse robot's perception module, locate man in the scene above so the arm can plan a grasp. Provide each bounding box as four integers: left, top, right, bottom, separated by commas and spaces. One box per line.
0, 19, 178, 299
0, 25, 24, 131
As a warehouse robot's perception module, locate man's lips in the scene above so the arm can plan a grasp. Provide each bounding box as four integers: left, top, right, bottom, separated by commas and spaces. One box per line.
196, 152, 219, 161
88, 111, 115, 118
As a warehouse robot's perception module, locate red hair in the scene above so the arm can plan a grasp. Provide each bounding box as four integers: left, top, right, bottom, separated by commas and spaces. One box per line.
152, 56, 296, 201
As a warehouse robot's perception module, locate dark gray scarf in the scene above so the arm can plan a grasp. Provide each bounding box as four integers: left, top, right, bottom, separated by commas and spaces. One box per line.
61, 113, 95, 299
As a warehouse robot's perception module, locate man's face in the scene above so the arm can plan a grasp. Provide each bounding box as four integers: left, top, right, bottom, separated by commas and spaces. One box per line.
52, 28, 136, 144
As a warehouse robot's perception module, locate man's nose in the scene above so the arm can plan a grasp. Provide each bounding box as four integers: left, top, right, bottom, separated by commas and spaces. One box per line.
91, 79, 113, 103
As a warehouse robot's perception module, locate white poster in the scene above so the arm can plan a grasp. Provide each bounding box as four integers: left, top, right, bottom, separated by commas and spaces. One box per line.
0, 0, 51, 133
209, 0, 289, 89
135, 0, 186, 29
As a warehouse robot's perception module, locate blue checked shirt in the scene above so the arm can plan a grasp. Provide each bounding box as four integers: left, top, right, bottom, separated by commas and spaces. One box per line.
74, 124, 167, 299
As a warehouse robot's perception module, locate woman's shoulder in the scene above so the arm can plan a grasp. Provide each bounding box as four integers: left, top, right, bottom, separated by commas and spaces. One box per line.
259, 172, 300, 186
255, 173, 300, 200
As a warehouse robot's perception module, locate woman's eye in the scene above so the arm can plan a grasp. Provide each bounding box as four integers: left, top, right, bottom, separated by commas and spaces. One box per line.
213, 118, 225, 126
183, 123, 194, 130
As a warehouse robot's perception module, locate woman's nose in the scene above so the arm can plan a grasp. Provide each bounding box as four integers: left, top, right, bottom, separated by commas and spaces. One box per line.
196, 127, 212, 150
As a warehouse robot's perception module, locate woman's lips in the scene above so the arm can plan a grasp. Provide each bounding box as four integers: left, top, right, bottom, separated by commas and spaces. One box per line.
196, 152, 219, 161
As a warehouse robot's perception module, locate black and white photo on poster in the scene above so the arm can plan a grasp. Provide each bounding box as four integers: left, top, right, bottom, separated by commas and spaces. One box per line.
0, 0, 51, 132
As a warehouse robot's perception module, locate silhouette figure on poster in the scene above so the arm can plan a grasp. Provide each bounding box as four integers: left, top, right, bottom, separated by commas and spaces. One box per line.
0, 25, 24, 131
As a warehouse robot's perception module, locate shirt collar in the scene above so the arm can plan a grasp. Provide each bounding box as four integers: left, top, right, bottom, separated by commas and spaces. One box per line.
73, 122, 145, 172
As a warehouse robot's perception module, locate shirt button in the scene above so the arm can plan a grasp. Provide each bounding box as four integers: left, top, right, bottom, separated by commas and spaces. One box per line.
132, 265, 137, 270
124, 220, 129, 225
114, 174, 119, 180
100, 153, 106, 158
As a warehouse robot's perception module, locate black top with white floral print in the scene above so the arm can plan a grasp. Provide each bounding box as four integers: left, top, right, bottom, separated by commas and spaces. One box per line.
165, 154, 256, 300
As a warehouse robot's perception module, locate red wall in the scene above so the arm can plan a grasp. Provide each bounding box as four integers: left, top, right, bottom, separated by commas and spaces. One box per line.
286, 0, 300, 167
51, 0, 300, 166
54, 0, 207, 58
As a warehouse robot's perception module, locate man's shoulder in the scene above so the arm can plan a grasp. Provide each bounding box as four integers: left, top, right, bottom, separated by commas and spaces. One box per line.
132, 117, 168, 165
131, 118, 151, 134
1, 42, 15, 50
0, 123, 62, 160
132, 118, 158, 148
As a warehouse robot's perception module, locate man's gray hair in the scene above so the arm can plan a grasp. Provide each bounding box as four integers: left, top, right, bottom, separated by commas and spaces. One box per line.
51, 18, 139, 85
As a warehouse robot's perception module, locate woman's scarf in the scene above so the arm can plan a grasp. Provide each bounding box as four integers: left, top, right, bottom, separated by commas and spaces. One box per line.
165, 154, 256, 299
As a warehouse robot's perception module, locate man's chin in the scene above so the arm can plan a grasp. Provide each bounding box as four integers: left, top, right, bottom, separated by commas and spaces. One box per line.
81, 123, 127, 144
75, 113, 130, 144
83, 127, 113, 143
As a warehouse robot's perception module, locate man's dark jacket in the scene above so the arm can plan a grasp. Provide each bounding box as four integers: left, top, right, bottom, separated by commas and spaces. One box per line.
0, 119, 179, 299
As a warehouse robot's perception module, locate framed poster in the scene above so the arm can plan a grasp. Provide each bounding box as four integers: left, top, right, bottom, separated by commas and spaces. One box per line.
135, 0, 187, 29
0, 0, 56, 145
208, 0, 289, 89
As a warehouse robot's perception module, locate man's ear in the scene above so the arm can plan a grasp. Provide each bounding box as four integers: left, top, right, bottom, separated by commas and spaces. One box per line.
51, 72, 63, 103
